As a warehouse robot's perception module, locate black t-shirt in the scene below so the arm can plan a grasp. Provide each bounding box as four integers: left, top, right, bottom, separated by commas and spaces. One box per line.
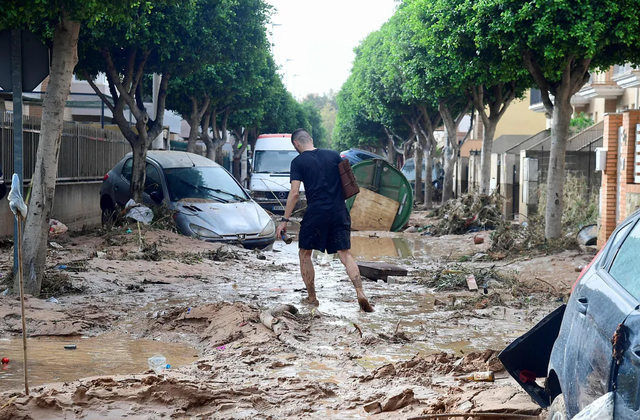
290, 149, 345, 214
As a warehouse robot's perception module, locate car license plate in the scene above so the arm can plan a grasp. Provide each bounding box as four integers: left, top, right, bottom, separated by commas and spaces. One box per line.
273, 206, 285, 211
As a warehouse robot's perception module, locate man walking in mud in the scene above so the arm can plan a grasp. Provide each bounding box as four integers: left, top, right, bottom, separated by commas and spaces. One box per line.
276, 129, 374, 312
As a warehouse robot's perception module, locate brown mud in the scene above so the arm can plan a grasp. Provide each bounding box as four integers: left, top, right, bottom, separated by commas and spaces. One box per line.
0, 213, 595, 419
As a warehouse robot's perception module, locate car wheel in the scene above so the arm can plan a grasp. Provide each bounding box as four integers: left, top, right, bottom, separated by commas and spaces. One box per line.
101, 206, 117, 227
548, 394, 568, 420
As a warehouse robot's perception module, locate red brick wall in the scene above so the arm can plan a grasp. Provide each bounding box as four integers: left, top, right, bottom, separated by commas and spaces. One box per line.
599, 111, 640, 247
599, 113, 622, 246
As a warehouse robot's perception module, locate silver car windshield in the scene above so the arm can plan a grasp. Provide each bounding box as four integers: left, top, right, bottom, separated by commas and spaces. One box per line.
254, 150, 298, 174
164, 167, 248, 202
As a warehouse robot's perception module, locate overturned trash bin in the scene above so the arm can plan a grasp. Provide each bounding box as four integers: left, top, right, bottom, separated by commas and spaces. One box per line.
347, 159, 413, 232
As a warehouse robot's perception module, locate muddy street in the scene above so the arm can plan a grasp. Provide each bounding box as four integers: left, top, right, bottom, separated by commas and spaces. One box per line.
0, 216, 594, 419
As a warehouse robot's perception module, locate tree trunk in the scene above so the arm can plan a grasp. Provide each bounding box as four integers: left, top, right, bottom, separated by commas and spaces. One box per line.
479, 121, 497, 195
18, 18, 80, 296
545, 93, 573, 238
414, 144, 424, 205
442, 146, 456, 203
423, 139, 433, 209
130, 138, 148, 204
187, 114, 199, 153
387, 135, 397, 167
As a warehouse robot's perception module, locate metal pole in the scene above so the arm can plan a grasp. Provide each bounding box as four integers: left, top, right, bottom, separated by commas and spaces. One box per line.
100, 100, 104, 129
11, 29, 23, 277
16, 214, 29, 396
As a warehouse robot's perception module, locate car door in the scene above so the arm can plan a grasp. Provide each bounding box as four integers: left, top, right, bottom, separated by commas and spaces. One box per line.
143, 162, 165, 205
559, 219, 637, 417
607, 219, 640, 420
114, 157, 133, 205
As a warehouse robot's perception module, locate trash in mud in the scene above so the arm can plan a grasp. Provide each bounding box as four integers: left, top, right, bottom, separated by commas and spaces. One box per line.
49, 219, 68, 236
455, 371, 495, 382
474, 235, 484, 245
45, 297, 60, 304
430, 193, 504, 236
1, 358, 9, 364
125, 199, 154, 225
64, 344, 77, 350
49, 242, 63, 250
147, 355, 169, 374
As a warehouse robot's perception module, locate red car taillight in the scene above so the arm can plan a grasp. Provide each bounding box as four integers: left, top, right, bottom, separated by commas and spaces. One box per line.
572, 247, 604, 292
103, 173, 109, 181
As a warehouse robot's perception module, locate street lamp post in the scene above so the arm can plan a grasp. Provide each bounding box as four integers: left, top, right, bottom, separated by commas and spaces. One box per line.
285, 59, 293, 90
293, 74, 299, 99
271, 23, 282, 50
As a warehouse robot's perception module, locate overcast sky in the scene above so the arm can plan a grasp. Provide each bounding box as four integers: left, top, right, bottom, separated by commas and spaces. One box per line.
267, 0, 398, 100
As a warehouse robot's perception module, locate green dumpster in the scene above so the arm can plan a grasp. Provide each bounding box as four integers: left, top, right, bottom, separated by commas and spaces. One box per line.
346, 159, 413, 232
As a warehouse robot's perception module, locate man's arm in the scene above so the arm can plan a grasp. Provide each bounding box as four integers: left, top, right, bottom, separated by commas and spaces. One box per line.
276, 180, 301, 239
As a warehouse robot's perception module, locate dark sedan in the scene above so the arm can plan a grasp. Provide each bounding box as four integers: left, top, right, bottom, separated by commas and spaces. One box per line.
499, 209, 640, 419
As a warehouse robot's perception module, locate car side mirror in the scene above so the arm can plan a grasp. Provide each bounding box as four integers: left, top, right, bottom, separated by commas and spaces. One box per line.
150, 190, 164, 204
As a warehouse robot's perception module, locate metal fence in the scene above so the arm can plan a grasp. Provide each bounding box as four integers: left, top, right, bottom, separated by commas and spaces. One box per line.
1, 112, 131, 183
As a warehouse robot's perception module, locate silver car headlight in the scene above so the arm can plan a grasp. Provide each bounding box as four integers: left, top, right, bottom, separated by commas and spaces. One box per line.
259, 220, 275, 237
190, 223, 222, 238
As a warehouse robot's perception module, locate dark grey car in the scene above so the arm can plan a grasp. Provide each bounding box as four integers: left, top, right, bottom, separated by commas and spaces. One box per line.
100, 151, 276, 250
499, 209, 640, 419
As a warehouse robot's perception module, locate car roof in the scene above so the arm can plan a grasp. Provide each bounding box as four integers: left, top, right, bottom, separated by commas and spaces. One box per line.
126, 151, 222, 169
343, 148, 384, 157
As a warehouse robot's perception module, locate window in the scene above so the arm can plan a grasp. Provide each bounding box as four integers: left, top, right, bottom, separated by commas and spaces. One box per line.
145, 164, 162, 195
609, 221, 640, 300
121, 159, 133, 182
253, 151, 298, 174
164, 166, 248, 202
601, 222, 634, 268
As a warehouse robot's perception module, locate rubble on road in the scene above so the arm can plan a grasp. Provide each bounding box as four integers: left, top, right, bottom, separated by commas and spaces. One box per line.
430, 193, 504, 236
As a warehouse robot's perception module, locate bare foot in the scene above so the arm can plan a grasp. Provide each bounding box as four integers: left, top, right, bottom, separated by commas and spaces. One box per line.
300, 297, 319, 307
358, 296, 374, 312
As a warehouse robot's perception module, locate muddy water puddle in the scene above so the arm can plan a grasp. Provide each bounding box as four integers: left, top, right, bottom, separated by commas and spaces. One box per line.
0, 334, 199, 391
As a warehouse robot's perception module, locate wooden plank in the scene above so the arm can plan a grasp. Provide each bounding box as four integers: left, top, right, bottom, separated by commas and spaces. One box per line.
357, 262, 408, 281
350, 188, 399, 231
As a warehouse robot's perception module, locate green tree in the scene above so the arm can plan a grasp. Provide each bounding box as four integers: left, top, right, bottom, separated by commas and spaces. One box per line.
78, 0, 241, 203
473, 0, 640, 238
0, 0, 146, 296
404, 0, 532, 195
165, 0, 272, 164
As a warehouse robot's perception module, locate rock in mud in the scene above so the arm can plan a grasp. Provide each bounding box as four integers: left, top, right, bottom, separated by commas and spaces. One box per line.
381, 388, 414, 411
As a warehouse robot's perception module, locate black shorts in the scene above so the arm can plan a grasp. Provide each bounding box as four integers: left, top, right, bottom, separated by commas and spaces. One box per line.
299, 208, 351, 254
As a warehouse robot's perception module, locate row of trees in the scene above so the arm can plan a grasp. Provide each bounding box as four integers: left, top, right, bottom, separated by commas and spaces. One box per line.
1, 0, 321, 296
335, 0, 640, 238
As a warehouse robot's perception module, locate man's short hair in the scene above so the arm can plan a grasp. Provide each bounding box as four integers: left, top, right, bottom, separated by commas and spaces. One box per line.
291, 128, 312, 144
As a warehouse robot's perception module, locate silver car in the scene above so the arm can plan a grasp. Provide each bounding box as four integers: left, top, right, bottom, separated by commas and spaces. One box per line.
100, 151, 276, 250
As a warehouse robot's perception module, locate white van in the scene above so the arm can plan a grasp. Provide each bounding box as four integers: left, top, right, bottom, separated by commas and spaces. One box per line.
249, 134, 305, 214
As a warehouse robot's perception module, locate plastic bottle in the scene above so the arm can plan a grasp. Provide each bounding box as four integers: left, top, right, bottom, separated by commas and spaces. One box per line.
148, 355, 169, 374
457, 371, 495, 382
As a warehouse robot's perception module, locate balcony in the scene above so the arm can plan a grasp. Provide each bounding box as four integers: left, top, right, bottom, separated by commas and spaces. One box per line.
578, 70, 624, 99
612, 63, 640, 89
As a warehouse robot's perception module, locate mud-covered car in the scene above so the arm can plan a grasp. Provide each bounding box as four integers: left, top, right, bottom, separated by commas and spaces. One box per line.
100, 151, 276, 250
499, 209, 640, 419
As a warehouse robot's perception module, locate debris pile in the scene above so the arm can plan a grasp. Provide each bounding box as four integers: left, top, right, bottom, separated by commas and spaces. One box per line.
422, 264, 515, 292
430, 193, 504, 236
489, 215, 578, 256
